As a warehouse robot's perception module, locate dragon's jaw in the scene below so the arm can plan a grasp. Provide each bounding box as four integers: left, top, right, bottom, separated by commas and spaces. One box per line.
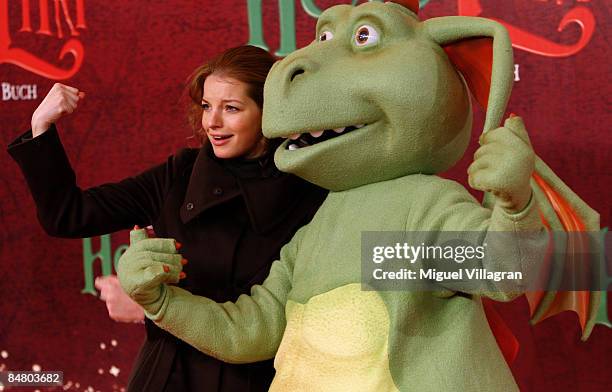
272, 120, 421, 192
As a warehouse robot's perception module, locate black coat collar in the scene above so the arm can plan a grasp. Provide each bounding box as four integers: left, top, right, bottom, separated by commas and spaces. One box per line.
180, 143, 305, 234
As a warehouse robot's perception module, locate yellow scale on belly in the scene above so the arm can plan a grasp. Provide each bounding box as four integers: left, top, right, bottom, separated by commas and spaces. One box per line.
270, 283, 399, 392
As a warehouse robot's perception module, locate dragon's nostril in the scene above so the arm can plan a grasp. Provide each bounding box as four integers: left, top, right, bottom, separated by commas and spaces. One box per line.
290, 69, 305, 82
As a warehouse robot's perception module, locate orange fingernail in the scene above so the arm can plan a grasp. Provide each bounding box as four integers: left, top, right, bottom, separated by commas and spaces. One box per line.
509, 113, 517, 118
175, 241, 182, 250
163, 265, 170, 273
134, 225, 140, 230
179, 272, 187, 279
181, 258, 188, 265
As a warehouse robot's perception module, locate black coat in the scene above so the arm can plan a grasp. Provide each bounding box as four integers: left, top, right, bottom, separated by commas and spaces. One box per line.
8, 125, 328, 392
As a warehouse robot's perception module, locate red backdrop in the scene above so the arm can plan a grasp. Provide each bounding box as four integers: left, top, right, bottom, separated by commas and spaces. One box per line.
1, 1, 610, 391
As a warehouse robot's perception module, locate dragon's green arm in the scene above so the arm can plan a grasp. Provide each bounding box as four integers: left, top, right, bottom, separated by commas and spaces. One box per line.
145, 226, 307, 364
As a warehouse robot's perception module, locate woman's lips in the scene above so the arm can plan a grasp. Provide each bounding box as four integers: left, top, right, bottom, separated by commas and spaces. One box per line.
210, 134, 233, 146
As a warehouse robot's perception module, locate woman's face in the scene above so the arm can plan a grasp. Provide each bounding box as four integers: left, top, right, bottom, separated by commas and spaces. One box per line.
201, 74, 265, 159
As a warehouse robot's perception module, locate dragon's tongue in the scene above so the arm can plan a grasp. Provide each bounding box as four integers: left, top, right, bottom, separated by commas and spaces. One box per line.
296, 137, 310, 148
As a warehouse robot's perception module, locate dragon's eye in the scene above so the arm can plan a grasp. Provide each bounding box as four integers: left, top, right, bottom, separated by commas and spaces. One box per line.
354, 25, 379, 47
318, 31, 334, 42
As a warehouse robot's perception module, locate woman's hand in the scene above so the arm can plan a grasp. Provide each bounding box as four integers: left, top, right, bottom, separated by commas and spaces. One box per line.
95, 275, 145, 323
31, 83, 85, 137
117, 227, 187, 315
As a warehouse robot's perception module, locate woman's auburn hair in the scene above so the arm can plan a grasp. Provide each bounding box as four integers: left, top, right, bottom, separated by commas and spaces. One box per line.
186, 45, 276, 144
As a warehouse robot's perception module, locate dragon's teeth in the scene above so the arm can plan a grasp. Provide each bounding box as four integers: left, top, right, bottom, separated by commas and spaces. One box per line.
288, 144, 299, 150
310, 130, 323, 137
333, 127, 346, 133
355, 124, 365, 129
289, 134, 300, 140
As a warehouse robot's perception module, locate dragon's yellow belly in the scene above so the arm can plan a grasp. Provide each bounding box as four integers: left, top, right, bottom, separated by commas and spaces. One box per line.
270, 283, 399, 392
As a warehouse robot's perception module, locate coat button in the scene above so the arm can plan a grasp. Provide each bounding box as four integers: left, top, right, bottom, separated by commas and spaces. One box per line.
212, 187, 223, 196
186, 202, 194, 211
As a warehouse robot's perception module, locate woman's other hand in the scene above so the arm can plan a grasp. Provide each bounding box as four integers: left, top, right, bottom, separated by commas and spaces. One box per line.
95, 275, 145, 323
31, 83, 85, 137
117, 227, 186, 315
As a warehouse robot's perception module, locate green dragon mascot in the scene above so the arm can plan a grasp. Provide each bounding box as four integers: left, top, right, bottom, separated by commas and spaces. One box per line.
118, 1, 600, 390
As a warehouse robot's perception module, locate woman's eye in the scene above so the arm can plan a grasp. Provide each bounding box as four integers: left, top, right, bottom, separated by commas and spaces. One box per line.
318, 31, 333, 42
354, 25, 379, 47
201, 103, 210, 110
226, 105, 238, 111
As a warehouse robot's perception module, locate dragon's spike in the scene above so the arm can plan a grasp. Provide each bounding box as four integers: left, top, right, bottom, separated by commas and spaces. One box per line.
389, 0, 419, 14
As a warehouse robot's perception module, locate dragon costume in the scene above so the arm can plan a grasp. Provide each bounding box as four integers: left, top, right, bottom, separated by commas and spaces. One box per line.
118, 1, 600, 390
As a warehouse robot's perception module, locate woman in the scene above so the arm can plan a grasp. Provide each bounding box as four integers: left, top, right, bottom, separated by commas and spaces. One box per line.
7, 45, 327, 391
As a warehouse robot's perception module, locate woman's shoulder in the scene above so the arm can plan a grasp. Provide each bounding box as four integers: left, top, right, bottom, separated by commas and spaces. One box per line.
173, 147, 200, 165
166, 147, 200, 176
